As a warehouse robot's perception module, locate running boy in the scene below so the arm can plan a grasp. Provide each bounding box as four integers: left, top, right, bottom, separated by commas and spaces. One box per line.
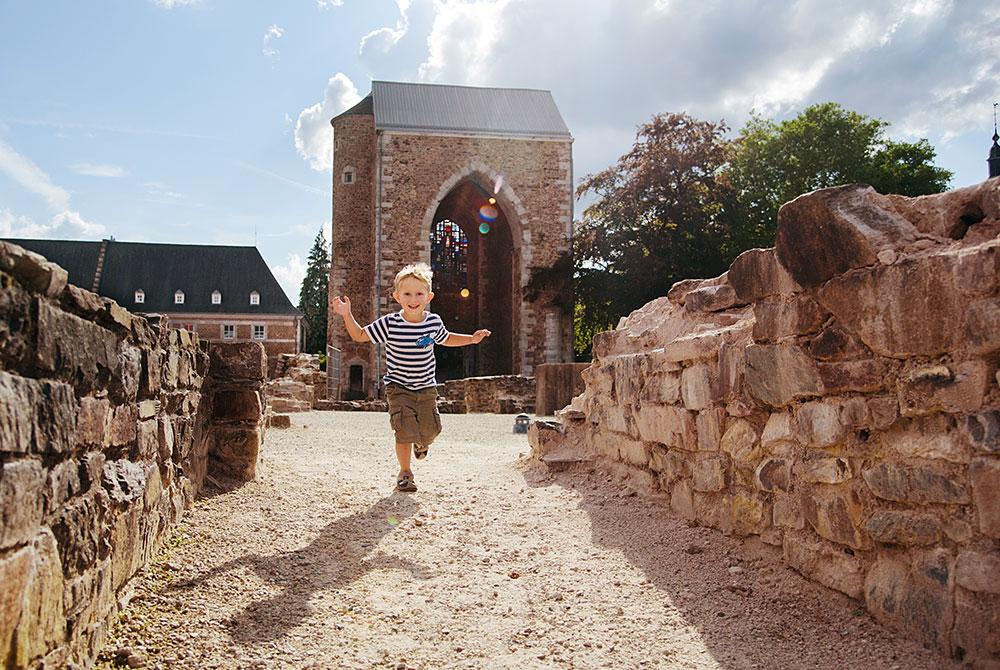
331, 262, 490, 492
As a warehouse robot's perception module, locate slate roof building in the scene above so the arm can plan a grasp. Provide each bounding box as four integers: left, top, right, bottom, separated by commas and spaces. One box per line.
3, 238, 302, 371
329, 81, 574, 399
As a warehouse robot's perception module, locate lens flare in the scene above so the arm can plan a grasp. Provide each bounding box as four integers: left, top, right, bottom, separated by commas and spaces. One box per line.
493, 175, 504, 194
387, 515, 399, 527
478, 222, 490, 234
479, 204, 498, 222
460, 288, 470, 298
488, 197, 496, 205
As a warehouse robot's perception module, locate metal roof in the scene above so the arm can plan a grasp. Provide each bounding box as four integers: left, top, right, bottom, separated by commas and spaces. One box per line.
3, 238, 301, 316
369, 81, 571, 139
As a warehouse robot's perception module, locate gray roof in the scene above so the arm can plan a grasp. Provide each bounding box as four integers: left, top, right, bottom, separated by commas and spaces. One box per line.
368, 81, 571, 139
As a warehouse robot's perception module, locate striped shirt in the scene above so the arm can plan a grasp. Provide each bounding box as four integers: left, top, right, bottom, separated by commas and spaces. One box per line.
363, 311, 450, 390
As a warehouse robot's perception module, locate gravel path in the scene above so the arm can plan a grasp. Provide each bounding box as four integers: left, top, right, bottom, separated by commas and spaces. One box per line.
98, 411, 957, 670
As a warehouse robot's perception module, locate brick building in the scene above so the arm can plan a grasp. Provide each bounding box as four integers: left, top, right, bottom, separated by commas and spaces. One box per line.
328, 81, 574, 400
4, 238, 302, 373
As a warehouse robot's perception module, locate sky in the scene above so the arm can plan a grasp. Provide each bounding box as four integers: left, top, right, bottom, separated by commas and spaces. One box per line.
1, 0, 997, 303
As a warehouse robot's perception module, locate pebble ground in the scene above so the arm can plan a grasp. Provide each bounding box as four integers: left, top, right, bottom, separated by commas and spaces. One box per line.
97, 411, 959, 670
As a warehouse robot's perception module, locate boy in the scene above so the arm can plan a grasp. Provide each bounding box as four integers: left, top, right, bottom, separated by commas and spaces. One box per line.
332, 262, 490, 492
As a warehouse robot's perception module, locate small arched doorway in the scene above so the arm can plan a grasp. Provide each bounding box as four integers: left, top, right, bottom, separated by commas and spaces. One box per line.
429, 178, 514, 380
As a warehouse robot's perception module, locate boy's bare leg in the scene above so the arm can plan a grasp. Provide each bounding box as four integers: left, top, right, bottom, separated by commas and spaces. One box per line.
395, 441, 412, 476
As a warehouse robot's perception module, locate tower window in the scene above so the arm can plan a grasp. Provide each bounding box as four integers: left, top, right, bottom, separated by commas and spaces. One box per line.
174, 290, 185, 305
342, 168, 355, 184
134, 289, 145, 304
211, 290, 222, 305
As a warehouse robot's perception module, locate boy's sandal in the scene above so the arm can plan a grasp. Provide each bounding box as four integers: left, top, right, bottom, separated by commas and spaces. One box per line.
396, 473, 417, 492
413, 443, 429, 460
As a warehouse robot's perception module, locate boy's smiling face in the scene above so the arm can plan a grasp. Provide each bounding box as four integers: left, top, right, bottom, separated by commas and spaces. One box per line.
393, 275, 434, 320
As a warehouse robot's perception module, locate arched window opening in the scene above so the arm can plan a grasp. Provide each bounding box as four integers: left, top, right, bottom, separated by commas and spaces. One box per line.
430, 219, 469, 289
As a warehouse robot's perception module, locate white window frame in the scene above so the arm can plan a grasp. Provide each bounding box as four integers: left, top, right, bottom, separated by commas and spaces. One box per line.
134, 289, 145, 304
249, 291, 260, 305
222, 324, 235, 340
211, 290, 222, 305
174, 290, 185, 305
252, 324, 266, 340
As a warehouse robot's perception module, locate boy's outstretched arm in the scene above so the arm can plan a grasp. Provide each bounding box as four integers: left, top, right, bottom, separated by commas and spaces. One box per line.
332, 296, 371, 343
442, 329, 491, 347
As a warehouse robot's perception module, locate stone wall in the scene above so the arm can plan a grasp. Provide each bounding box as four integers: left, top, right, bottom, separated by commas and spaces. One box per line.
442, 375, 535, 413
534, 362, 588, 416
531, 179, 1000, 665
266, 353, 325, 413
0, 242, 265, 668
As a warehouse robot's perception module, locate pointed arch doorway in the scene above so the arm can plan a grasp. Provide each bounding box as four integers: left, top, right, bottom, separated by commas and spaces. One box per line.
429, 178, 514, 380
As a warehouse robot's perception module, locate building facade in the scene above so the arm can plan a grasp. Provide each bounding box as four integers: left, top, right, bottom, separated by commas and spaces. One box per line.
4, 238, 302, 374
328, 81, 574, 400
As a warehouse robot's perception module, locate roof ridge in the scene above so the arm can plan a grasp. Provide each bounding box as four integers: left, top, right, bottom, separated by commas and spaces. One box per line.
372, 80, 554, 94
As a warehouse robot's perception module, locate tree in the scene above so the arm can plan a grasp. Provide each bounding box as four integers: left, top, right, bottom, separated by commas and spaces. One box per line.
574, 112, 738, 358
298, 228, 330, 354
728, 102, 952, 248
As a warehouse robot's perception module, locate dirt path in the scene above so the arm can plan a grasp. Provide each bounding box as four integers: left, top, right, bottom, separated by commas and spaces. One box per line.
99, 411, 957, 670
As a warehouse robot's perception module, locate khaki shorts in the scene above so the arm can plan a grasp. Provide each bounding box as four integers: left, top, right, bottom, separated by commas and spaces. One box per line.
385, 383, 441, 446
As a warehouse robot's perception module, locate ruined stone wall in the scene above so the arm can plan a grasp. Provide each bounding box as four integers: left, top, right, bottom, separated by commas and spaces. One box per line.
443, 375, 535, 413
532, 179, 1000, 664
0, 242, 265, 668
535, 362, 588, 416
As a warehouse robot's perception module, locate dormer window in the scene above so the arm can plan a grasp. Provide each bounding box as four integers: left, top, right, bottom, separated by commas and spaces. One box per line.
134, 289, 145, 304
174, 290, 185, 305
249, 291, 260, 305
212, 290, 222, 305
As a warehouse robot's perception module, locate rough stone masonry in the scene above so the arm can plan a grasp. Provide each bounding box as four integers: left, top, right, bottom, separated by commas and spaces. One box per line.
531, 178, 1000, 666
0, 241, 267, 668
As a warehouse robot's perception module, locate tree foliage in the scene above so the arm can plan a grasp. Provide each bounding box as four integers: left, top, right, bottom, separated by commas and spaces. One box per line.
298, 228, 330, 354
573, 103, 952, 359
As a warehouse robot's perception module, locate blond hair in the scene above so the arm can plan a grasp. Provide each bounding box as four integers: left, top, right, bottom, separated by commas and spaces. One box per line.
393, 262, 433, 292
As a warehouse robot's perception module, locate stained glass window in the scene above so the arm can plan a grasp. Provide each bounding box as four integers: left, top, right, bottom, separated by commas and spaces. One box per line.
430, 219, 468, 289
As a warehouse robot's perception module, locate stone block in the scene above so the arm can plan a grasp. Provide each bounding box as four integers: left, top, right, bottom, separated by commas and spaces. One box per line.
157, 416, 174, 462
269, 413, 292, 429
970, 458, 1000, 538
867, 396, 899, 430
51, 490, 111, 575
101, 460, 147, 506
208, 427, 262, 481
961, 410, 1000, 454
35, 301, 120, 392
796, 457, 852, 484
691, 454, 727, 492
801, 483, 869, 549
776, 184, 920, 287
727, 247, 802, 302
865, 555, 954, 653
649, 445, 686, 481
744, 344, 824, 407
684, 281, 739, 313
0, 271, 34, 370
865, 510, 942, 546
0, 542, 33, 661
727, 493, 768, 535
880, 415, 968, 463
863, 461, 969, 504
807, 323, 872, 362
135, 419, 159, 460
752, 294, 826, 343
680, 363, 712, 410
212, 388, 263, 423
1, 242, 68, 297
773, 493, 804, 529
963, 298, 1000, 355
795, 401, 845, 449
139, 348, 161, 400
634, 404, 695, 450
760, 411, 797, 454
955, 550, 1000, 594
695, 408, 724, 451
0, 459, 45, 549
45, 459, 81, 515
105, 404, 138, 448
784, 531, 863, 598
817, 359, 891, 394
12, 529, 65, 667
899, 360, 990, 417
618, 439, 650, 468
754, 458, 792, 492
670, 479, 695, 520
951, 588, 1000, 665
720, 419, 759, 466
75, 397, 109, 447
113, 344, 142, 403
0, 372, 76, 454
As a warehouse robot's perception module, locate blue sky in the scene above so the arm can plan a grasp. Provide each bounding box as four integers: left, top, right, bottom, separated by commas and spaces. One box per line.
1, 0, 997, 302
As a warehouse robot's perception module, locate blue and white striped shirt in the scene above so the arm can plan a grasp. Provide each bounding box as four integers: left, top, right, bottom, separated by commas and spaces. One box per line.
364, 311, 450, 390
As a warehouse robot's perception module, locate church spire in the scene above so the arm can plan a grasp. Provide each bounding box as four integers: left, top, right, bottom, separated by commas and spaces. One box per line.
990, 102, 1000, 179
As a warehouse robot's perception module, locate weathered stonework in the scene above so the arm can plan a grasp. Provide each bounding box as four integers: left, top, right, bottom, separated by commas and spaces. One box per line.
0, 242, 268, 668
530, 178, 1000, 665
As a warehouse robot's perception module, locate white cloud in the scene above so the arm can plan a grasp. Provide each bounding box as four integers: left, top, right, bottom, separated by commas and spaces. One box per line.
1, 208, 106, 240
263, 24, 284, 61
417, 0, 509, 83
317, 0, 344, 8
271, 253, 307, 302
295, 73, 362, 171
143, 181, 184, 201
70, 162, 127, 178
0, 139, 71, 211
360, 0, 412, 56
151, 0, 201, 8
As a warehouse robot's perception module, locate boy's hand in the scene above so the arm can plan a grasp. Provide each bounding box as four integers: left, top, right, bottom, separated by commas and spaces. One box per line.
332, 296, 352, 317
471, 329, 491, 344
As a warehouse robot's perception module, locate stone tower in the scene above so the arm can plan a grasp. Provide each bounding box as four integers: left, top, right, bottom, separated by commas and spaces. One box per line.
327, 81, 574, 399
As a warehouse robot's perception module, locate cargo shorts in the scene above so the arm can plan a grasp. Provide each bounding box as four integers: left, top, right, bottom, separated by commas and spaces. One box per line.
385, 383, 442, 446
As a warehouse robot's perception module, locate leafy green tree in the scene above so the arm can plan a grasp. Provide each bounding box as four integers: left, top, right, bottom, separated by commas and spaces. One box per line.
574, 112, 737, 358
728, 102, 952, 248
298, 228, 330, 354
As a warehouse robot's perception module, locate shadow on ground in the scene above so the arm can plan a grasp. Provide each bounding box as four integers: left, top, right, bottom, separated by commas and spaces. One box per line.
521, 461, 954, 670
174, 492, 427, 644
